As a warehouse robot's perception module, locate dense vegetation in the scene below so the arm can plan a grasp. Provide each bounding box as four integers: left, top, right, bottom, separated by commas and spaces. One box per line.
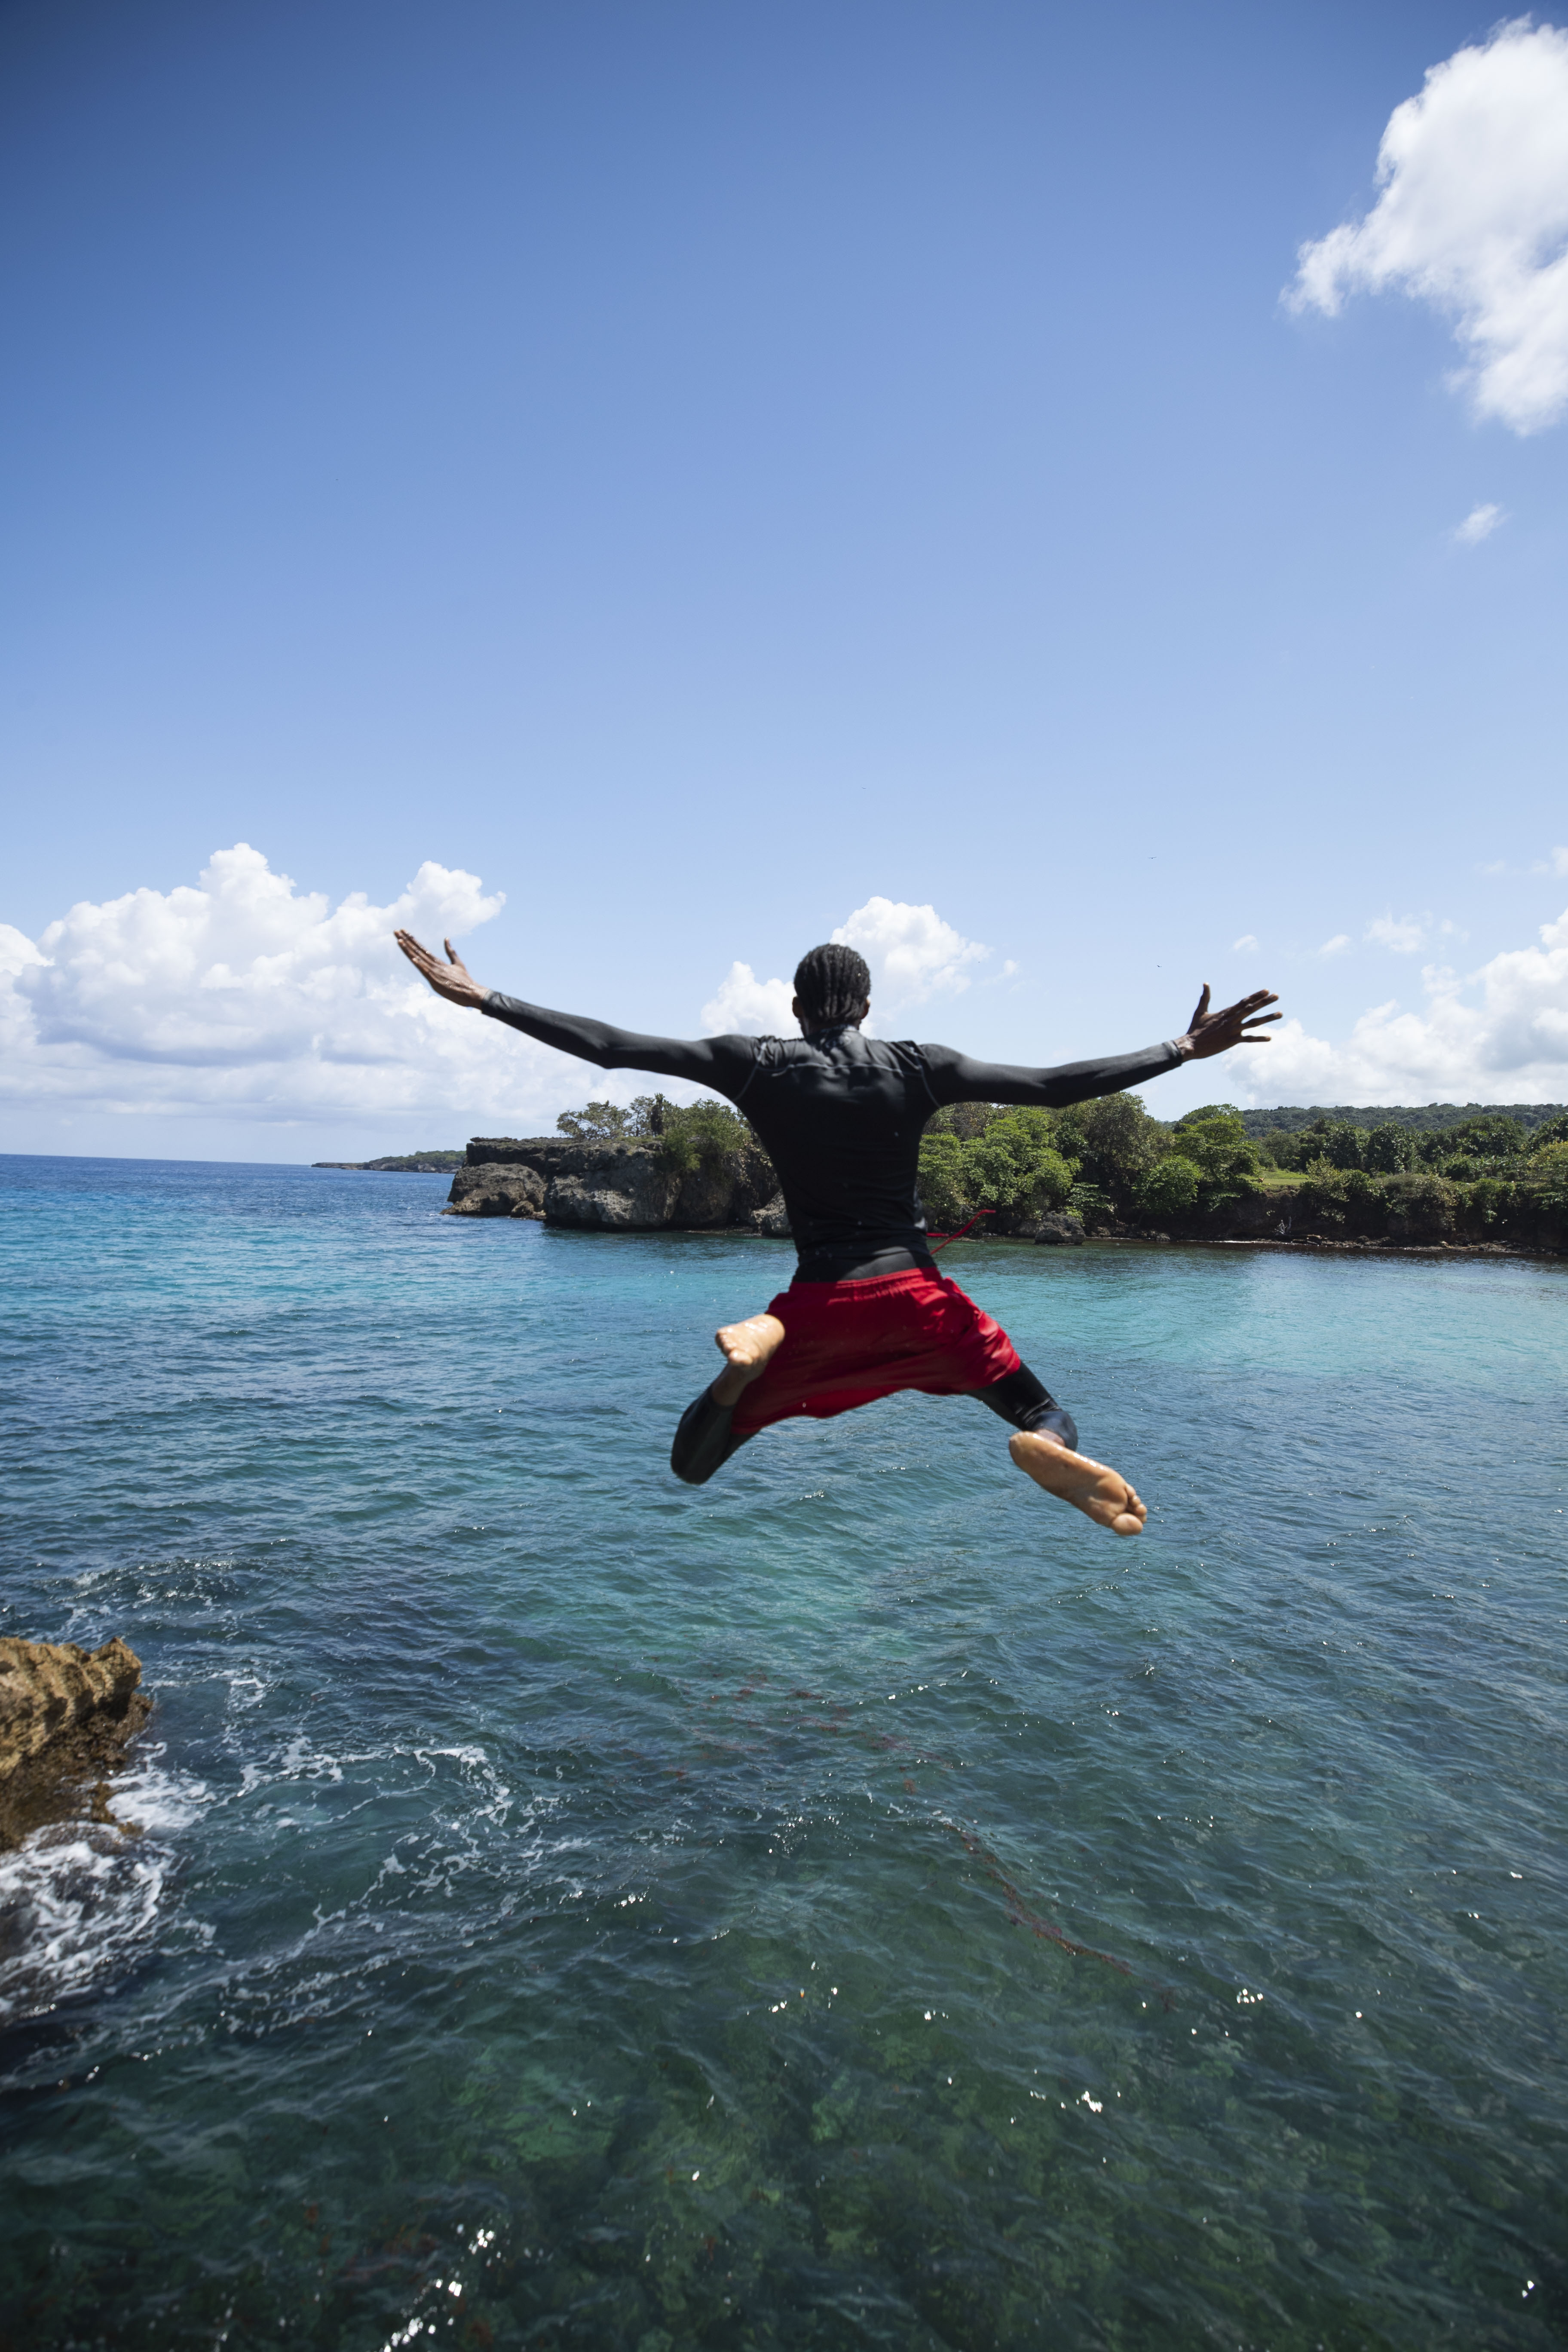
917, 1094, 1268, 1231
1238, 1101, 1565, 1139
1252, 1109, 1568, 1180
556, 1094, 758, 1176
549, 1093, 1568, 1245
917, 1097, 1568, 1240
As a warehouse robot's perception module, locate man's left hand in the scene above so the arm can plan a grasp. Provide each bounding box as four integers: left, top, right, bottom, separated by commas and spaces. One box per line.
1175, 985, 1280, 1061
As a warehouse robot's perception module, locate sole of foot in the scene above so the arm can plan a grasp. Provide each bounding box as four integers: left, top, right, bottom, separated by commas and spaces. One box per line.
710, 1312, 787, 1407
1008, 1431, 1146, 1537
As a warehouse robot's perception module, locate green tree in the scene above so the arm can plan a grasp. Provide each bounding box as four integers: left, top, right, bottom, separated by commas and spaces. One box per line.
1524, 1140, 1568, 1210
1264, 1127, 1317, 1171
963, 1109, 1075, 1218
1316, 1120, 1366, 1170
1529, 1112, 1568, 1152
916, 1130, 974, 1228
1073, 1092, 1164, 1191
654, 1099, 757, 1175
556, 1099, 635, 1138
925, 1100, 998, 1141
627, 1093, 674, 1136
916, 1109, 1074, 1230
555, 1093, 762, 1174
1172, 1107, 1263, 1204
1052, 1106, 1090, 1164
1135, 1155, 1200, 1218
1448, 1113, 1527, 1160
1363, 1121, 1417, 1173
1416, 1126, 1463, 1167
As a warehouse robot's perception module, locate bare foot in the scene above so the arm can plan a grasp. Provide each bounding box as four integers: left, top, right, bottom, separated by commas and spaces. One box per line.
1008, 1430, 1146, 1537
710, 1313, 786, 1408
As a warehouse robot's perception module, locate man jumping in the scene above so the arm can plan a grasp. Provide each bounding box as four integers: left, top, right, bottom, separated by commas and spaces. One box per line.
395, 929, 1277, 1535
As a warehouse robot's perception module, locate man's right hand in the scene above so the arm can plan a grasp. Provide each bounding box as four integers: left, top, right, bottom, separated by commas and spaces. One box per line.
395, 930, 489, 1009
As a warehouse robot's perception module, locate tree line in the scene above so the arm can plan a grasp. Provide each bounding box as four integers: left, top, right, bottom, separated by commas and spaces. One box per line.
551, 1093, 1568, 1234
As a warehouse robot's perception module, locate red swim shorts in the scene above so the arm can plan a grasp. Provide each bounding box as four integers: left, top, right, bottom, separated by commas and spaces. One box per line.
729, 1268, 1021, 1439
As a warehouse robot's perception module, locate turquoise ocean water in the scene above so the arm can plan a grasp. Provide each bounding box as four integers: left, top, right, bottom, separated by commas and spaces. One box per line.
1, 1153, 1565, 2349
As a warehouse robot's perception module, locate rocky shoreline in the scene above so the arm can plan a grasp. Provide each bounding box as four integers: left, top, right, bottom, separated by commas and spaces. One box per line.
441, 1135, 1565, 1257
446, 1135, 791, 1234
0, 1637, 150, 1851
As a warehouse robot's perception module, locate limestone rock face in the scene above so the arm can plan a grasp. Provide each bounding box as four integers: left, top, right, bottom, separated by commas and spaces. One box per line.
444, 1166, 547, 1219
449, 1136, 782, 1232
672, 1158, 747, 1228
1207, 1192, 1289, 1240
749, 1194, 792, 1238
0, 1637, 147, 1782
544, 1163, 681, 1229
1032, 1212, 1086, 1246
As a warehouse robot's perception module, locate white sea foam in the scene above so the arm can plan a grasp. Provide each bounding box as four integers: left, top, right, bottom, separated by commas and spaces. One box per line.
0, 1752, 208, 2026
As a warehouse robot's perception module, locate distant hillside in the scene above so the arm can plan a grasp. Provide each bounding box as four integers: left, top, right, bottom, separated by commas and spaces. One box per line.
1236, 1103, 1566, 1138
312, 1151, 465, 1172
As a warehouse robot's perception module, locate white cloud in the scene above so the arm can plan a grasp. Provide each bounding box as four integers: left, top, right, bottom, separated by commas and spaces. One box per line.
1534, 845, 1568, 876
0, 923, 47, 980
0, 858, 1009, 1147
699, 961, 797, 1036
1286, 19, 1568, 433
1227, 903, 1568, 1106
1318, 934, 1351, 957
832, 896, 990, 1007
1232, 933, 1260, 952
0, 844, 626, 1134
702, 896, 992, 1036
1365, 913, 1425, 953
1455, 500, 1505, 542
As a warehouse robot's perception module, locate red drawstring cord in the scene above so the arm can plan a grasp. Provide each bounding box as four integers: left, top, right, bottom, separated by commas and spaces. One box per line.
927, 1208, 994, 1253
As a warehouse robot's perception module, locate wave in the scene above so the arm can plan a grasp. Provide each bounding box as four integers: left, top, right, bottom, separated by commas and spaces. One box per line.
0, 1749, 208, 2029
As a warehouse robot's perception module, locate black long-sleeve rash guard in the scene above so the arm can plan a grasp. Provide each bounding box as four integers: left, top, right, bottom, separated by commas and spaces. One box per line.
483, 990, 1184, 1281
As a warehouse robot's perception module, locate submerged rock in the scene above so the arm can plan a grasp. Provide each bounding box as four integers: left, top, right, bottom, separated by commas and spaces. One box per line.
0, 1638, 150, 1851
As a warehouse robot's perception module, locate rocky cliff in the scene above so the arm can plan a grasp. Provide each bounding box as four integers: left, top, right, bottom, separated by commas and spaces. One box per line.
446, 1136, 790, 1234
1085, 1174, 1566, 1253
0, 1636, 150, 1849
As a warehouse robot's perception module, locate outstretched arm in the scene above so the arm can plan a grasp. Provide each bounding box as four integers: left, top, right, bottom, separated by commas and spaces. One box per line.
923, 985, 1281, 1109
394, 930, 756, 1093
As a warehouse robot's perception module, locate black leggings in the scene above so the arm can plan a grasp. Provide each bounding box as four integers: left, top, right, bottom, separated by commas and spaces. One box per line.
669, 1361, 1078, 1488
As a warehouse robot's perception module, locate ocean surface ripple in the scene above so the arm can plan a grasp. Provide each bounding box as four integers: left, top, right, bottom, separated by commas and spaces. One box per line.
1, 1154, 1565, 2349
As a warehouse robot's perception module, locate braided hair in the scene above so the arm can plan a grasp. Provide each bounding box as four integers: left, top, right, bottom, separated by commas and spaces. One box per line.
792, 942, 871, 1033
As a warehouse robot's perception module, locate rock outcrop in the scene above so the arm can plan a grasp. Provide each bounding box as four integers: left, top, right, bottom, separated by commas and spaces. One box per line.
447, 1137, 786, 1233
445, 1163, 549, 1219
0, 1637, 150, 1850
1032, 1211, 1086, 1246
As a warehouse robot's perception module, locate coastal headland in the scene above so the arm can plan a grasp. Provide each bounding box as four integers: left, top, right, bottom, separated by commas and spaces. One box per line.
441, 1106, 1568, 1257
447, 1133, 788, 1234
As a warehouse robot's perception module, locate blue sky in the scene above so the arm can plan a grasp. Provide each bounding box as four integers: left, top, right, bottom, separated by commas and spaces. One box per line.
2, 0, 1566, 1156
